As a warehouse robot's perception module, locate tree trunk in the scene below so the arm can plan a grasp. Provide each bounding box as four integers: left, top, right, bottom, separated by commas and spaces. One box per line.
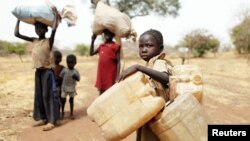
19, 54, 23, 63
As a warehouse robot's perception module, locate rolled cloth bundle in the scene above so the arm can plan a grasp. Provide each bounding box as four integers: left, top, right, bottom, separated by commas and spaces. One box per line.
46, 0, 77, 27
92, 1, 137, 41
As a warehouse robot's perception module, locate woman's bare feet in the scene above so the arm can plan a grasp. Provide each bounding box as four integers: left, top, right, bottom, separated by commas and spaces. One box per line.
43, 123, 55, 131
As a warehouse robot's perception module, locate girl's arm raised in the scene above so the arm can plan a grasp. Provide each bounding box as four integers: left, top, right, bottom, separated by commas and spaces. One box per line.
49, 8, 59, 50
14, 20, 34, 42
116, 47, 121, 81
89, 34, 98, 56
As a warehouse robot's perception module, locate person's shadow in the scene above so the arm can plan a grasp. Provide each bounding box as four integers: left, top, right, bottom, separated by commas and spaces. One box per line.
57, 105, 88, 126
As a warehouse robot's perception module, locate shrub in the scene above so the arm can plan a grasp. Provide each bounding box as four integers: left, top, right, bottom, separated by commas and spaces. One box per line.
181, 29, 220, 57
74, 43, 89, 56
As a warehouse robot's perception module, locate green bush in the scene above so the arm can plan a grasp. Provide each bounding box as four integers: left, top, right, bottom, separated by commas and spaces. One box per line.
181, 29, 220, 57
74, 43, 89, 56
0, 40, 28, 57
231, 16, 250, 54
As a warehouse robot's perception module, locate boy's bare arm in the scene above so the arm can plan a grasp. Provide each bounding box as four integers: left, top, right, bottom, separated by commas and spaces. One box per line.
118, 64, 169, 84
138, 65, 169, 84
14, 20, 34, 42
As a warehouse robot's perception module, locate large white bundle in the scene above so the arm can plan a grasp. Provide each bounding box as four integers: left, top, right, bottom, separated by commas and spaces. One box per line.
47, 0, 77, 26
12, 0, 55, 27
92, 1, 137, 40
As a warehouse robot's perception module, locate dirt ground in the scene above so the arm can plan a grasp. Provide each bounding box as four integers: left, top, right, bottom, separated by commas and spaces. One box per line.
0, 52, 250, 141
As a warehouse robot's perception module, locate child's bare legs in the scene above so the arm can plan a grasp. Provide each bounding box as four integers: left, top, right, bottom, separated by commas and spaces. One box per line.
57, 87, 62, 118
61, 97, 74, 119
61, 97, 66, 119
69, 97, 74, 119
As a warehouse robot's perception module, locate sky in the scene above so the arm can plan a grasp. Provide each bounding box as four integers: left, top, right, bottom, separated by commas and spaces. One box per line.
1, 0, 250, 49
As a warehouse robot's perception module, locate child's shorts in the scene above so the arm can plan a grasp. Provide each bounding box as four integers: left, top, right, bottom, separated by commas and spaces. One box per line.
61, 91, 77, 98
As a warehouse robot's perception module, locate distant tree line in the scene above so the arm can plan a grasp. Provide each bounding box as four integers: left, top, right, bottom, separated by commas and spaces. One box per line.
174, 9, 250, 60
0, 40, 29, 61
0, 40, 89, 58
0, 40, 28, 55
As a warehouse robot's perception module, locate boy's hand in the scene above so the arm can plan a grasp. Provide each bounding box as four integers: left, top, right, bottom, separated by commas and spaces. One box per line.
118, 65, 139, 82
72, 74, 78, 80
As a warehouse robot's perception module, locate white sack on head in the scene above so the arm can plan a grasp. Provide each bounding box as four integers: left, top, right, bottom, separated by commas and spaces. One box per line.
92, 1, 137, 41
12, 0, 55, 27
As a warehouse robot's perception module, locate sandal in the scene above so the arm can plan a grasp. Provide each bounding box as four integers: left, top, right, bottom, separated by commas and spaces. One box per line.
43, 123, 55, 131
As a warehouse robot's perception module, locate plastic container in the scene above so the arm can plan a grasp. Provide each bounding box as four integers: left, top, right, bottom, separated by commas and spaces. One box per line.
149, 93, 211, 141
171, 65, 203, 102
87, 72, 165, 141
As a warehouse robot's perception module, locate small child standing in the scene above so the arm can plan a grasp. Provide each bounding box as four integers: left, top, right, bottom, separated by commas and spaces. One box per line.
90, 29, 120, 95
60, 54, 80, 119
52, 50, 65, 118
118, 29, 173, 141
